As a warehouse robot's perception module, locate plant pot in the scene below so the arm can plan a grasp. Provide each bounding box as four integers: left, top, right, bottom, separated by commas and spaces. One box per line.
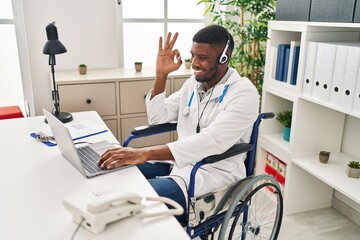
78, 66, 87, 75
185, 61, 191, 69
283, 127, 290, 142
346, 166, 360, 178
319, 155, 329, 163
135, 63, 142, 72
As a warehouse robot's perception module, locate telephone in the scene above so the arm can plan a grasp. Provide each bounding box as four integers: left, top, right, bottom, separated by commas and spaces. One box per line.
63, 190, 145, 234
63, 190, 183, 234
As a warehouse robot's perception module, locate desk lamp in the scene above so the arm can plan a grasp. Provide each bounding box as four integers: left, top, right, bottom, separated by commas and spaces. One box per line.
43, 22, 73, 123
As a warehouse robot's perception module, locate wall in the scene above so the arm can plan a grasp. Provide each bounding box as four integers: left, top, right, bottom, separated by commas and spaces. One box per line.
21, 0, 118, 115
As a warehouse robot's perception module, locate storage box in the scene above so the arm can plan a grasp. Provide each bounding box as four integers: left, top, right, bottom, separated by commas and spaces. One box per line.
354, 0, 360, 22
310, 0, 356, 23
275, 0, 311, 21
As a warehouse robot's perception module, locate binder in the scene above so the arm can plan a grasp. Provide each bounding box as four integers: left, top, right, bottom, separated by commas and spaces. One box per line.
286, 41, 300, 84
329, 45, 349, 106
283, 47, 290, 82
275, 44, 290, 82
340, 46, 360, 111
269, 46, 278, 79
311, 43, 327, 100
318, 43, 337, 103
352, 68, 360, 113
290, 46, 300, 85
302, 42, 318, 96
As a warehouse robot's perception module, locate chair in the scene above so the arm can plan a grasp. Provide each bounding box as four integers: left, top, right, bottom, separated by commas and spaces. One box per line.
123, 112, 283, 240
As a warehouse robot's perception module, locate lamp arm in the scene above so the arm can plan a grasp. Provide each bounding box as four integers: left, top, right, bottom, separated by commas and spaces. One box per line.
49, 55, 60, 115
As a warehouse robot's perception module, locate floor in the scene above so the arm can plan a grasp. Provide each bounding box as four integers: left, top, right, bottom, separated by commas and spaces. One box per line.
278, 208, 360, 240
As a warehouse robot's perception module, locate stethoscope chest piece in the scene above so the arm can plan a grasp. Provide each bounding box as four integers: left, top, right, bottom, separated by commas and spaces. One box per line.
183, 106, 190, 116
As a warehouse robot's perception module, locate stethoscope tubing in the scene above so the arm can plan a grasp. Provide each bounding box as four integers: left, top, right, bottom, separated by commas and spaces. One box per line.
183, 84, 229, 117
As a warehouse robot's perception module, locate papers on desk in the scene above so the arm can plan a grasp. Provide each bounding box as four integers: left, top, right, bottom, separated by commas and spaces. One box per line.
31, 120, 108, 147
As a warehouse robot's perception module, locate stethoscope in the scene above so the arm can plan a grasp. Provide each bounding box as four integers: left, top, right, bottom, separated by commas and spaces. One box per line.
182, 84, 230, 117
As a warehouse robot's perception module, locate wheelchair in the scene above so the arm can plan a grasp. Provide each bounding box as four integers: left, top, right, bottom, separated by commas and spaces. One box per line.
123, 112, 283, 240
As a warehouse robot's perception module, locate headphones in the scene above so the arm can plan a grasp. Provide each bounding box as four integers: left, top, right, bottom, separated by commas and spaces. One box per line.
218, 32, 230, 65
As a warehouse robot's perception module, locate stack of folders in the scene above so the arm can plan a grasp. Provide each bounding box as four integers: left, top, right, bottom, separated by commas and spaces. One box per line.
302, 41, 360, 113
273, 41, 300, 85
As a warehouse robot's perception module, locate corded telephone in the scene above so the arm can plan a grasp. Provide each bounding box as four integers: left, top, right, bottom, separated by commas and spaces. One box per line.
63, 190, 183, 234
63, 190, 145, 234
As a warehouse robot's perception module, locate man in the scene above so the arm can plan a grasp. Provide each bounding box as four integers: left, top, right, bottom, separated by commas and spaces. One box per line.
98, 25, 259, 221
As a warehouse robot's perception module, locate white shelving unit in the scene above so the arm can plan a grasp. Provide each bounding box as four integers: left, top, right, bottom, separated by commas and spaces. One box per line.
257, 21, 360, 216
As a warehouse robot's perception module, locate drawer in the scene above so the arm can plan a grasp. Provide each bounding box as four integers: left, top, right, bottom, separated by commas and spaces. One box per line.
120, 80, 170, 114
58, 82, 116, 116
173, 77, 188, 92
104, 119, 118, 140
121, 116, 171, 147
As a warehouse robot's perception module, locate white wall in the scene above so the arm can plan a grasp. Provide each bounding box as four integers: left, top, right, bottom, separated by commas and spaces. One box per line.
21, 0, 118, 115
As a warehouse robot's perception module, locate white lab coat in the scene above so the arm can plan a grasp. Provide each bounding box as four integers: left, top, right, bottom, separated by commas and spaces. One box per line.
145, 68, 259, 198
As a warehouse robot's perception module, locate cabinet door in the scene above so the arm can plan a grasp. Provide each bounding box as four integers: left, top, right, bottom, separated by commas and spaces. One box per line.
104, 119, 118, 140
58, 82, 117, 116
120, 80, 170, 115
121, 116, 172, 147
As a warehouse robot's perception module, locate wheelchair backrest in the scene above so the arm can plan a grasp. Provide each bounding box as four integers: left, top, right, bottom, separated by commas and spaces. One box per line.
244, 112, 275, 177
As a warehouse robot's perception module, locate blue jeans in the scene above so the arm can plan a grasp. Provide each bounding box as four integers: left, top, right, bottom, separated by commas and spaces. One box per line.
137, 162, 186, 222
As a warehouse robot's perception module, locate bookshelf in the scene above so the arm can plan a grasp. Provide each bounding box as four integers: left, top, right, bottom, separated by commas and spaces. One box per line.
257, 21, 360, 218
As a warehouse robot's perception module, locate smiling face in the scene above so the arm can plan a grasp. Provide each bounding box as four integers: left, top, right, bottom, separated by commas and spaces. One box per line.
190, 42, 228, 90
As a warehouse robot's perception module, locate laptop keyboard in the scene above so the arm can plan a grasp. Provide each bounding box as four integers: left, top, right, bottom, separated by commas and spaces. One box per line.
77, 146, 104, 174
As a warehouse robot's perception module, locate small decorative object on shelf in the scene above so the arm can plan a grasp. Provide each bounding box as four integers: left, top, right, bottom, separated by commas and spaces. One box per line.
319, 151, 330, 163
78, 64, 87, 75
134, 62, 143, 72
276, 110, 292, 141
346, 161, 360, 178
184, 58, 191, 69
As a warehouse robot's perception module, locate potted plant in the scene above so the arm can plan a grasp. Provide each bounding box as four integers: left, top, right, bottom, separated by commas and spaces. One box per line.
78, 64, 87, 75
319, 151, 330, 164
346, 161, 360, 178
184, 58, 191, 69
276, 110, 292, 141
134, 62, 143, 72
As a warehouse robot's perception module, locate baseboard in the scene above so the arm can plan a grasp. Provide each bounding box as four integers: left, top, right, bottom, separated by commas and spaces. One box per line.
332, 196, 360, 226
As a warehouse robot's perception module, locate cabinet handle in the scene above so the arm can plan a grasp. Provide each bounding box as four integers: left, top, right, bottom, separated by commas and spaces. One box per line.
86, 99, 92, 104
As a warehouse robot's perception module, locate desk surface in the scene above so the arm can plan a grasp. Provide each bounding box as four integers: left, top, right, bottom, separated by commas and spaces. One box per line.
0, 111, 189, 240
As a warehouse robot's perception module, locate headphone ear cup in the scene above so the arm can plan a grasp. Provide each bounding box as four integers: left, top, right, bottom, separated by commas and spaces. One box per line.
219, 54, 228, 64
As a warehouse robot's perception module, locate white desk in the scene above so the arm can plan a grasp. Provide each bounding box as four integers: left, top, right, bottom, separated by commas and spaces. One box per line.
0, 111, 189, 240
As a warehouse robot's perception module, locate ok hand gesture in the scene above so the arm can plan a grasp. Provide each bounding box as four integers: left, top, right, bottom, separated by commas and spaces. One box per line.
156, 32, 182, 77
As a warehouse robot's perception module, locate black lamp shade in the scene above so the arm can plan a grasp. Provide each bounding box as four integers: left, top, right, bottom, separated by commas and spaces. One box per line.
43, 23, 67, 55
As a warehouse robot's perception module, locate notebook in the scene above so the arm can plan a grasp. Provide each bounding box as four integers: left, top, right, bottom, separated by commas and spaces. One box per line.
43, 109, 128, 178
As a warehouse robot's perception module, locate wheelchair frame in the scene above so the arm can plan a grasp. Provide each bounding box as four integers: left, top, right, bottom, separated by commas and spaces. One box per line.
123, 113, 283, 240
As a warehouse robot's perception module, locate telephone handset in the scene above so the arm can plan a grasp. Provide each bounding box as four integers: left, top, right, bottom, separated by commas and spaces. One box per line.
87, 191, 142, 213
63, 190, 183, 234
63, 190, 146, 234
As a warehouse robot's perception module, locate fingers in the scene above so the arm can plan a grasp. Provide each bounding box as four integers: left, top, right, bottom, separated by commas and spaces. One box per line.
98, 147, 146, 170
158, 36, 163, 51
162, 32, 179, 50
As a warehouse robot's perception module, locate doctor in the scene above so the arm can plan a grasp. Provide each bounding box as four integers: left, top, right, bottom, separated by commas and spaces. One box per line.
99, 25, 259, 221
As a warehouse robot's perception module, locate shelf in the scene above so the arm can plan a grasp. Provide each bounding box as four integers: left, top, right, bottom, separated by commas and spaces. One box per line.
259, 133, 291, 164
263, 78, 299, 102
300, 95, 360, 119
292, 152, 360, 205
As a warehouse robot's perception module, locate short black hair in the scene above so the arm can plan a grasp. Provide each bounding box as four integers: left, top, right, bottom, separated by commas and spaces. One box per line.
192, 25, 234, 54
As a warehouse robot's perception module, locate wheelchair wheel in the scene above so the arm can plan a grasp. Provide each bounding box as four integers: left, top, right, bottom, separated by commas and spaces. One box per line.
218, 174, 283, 240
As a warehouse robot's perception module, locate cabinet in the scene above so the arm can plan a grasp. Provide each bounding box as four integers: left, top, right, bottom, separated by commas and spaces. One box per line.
56, 67, 191, 147
257, 21, 360, 217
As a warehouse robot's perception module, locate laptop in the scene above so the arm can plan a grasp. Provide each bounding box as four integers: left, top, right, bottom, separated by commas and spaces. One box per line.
43, 109, 127, 178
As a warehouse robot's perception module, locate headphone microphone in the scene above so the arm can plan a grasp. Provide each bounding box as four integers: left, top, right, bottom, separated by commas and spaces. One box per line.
218, 32, 230, 65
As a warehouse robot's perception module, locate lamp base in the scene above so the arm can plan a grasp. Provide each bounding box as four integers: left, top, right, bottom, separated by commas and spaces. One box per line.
45, 111, 73, 124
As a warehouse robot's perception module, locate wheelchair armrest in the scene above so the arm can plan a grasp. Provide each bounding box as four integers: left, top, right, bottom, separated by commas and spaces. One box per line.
202, 143, 252, 164
131, 122, 177, 135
